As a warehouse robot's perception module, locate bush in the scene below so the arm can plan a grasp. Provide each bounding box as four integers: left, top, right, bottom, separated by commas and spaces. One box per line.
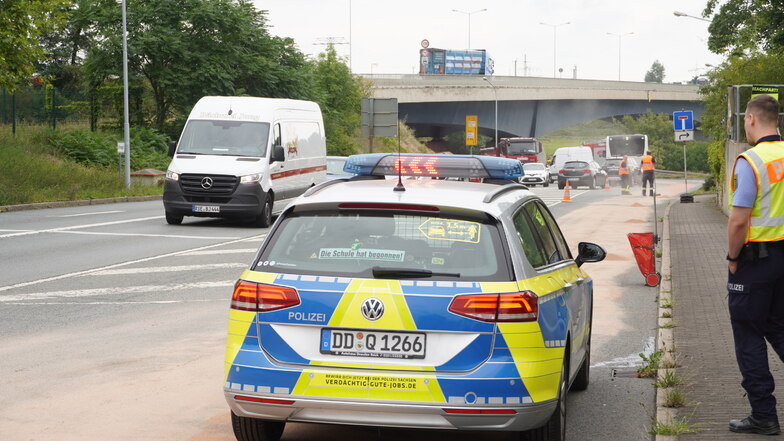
47, 127, 171, 170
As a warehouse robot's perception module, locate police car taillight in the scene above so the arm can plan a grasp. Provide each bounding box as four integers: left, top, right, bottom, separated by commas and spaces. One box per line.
231, 280, 300, 312
448, 292, 538, 322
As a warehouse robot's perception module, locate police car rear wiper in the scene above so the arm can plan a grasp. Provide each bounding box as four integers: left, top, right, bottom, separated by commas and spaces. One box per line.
371, 266, 461, 279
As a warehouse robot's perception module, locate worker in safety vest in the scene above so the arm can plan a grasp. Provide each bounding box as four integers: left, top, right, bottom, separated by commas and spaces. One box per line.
619, 155, 631, 195
641, 151, 656, 196
726, 93, 784, 435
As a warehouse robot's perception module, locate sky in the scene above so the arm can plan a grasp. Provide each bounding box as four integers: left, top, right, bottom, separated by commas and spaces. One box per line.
252, 0, 726, 83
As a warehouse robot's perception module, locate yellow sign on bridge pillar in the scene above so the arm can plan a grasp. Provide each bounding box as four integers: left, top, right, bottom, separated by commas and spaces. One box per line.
465, 115, 478, 146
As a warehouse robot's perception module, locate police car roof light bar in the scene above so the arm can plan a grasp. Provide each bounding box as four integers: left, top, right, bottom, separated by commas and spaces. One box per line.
343, 153, 524, 180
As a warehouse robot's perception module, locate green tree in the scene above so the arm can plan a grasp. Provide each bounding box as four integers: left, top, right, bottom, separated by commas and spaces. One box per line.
0, 0, 71, 90
699, 52, 784, 186
704, 0, 784, 55
311, 46, 365, 156
644, 60, 665, 83
82, 0, 313, 132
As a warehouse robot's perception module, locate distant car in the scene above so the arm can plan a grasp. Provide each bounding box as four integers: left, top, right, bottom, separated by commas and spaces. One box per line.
602, 157, 640, 185
326, 156, 352, 181
521, 162, 549, 187
224, 153, 606, 441
557, 160, 607, 189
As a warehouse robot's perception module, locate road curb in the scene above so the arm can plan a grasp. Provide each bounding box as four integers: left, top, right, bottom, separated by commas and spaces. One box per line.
655, 198, 678, 441
0, 195, 162, 213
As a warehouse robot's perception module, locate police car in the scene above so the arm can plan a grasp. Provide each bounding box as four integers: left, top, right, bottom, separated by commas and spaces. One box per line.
224, 154, 606, 441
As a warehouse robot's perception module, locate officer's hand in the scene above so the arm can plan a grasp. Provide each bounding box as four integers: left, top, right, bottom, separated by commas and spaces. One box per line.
728, 261, 738, 275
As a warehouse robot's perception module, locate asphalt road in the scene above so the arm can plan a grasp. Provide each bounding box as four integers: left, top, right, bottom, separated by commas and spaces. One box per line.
0, 179, 703, 441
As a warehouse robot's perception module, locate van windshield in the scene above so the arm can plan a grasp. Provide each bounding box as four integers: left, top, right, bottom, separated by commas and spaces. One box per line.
177, 120, 270, 157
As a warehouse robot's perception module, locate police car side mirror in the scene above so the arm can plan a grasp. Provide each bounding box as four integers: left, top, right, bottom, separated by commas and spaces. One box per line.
271, 145, 285, 163
167, 140, 177, 158
575, 242, 606, 267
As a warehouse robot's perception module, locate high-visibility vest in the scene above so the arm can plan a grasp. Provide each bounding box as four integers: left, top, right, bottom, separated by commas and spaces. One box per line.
729, 140, 784, 243
641, 155, 655, 171
619, 159, 629, 175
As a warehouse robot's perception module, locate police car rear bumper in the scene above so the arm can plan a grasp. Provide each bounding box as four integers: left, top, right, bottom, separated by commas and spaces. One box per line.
226, 391, 556, 431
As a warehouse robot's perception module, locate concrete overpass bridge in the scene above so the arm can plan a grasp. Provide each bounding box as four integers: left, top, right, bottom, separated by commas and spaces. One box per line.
367, 74, 704, 140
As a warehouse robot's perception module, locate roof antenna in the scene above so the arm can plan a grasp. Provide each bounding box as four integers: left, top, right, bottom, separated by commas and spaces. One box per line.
393, 121, 405, 192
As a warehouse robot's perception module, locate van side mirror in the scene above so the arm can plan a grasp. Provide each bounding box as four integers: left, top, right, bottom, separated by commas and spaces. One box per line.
167, 141, 177, 157
271, 145, 285, 163
575, 242, 606, 267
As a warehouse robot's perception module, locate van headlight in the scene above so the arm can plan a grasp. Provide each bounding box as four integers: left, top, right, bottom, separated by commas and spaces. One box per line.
166, 170, 179, 181
240, 173, 263, 184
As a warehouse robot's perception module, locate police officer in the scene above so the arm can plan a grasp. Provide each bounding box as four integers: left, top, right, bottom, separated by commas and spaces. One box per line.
641, 150, 656, 196
619, 155, 631, 195
727, 93, 784, 435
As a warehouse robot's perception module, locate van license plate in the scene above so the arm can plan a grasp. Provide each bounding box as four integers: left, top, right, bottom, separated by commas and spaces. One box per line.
320, 328, 426, 359
192, 205, 220, 213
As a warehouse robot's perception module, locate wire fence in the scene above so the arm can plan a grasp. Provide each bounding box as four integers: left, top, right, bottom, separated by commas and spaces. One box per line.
0, 85, 146, 135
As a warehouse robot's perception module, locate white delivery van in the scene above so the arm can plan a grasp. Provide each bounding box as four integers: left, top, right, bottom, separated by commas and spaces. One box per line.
163, 96, 326, 227
547, 146, 594, 183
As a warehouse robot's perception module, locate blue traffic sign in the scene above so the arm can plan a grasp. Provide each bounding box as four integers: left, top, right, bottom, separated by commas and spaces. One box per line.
673, 111, 694, 131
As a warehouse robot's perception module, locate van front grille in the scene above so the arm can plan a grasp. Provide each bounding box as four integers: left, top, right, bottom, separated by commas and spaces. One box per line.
180, 174, 238, 195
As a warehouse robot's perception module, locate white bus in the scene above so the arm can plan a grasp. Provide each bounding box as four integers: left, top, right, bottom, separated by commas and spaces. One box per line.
605, 134, 648, 159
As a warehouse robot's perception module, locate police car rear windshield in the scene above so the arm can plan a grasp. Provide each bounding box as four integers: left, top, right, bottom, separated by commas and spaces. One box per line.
255, 210, 511, 281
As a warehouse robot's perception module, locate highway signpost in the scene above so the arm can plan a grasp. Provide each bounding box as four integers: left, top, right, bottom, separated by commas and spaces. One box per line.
361, 98, 399, 153
673, 110, 694, 202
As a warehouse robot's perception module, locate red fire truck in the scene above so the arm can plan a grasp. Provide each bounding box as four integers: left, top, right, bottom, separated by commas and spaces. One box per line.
580, 139, 607, 163
481, 137, 545, 164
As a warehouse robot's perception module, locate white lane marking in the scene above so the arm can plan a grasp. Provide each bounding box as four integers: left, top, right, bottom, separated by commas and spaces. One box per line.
88, 263, 246, 276
0, 281, 235, 302
55, 230, 240, 240
591, 336, 657, 368
0, 234, 265, 293
0, 215, 163, 238
59, 210, 124, 217
182, 248, 259, 256
1, 299, 226, 306
0, 229, 33, 233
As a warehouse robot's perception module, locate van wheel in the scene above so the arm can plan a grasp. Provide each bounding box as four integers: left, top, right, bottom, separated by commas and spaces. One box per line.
520, 362, 567, 441
255, 195, 273, 228
544, 181, 550, 188
231, 412, 285, 441
557, 182, 564, 190
165, 211, 183, 225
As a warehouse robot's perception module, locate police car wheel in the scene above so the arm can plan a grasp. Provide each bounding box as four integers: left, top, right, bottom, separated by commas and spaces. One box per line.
231, 412, 285, 441
520, 361, 567, 441
571, 343, 590, 391
165, 211, 183, 225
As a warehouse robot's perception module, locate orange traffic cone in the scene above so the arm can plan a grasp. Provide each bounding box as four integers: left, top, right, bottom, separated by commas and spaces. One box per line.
603, 177, 610, 191
562, 180, 572, 202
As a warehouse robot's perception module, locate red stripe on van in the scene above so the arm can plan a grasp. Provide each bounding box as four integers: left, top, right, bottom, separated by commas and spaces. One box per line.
271, 165, 327, 180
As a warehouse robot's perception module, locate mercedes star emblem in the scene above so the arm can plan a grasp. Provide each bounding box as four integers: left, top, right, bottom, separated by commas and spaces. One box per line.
200, 176, 213, 189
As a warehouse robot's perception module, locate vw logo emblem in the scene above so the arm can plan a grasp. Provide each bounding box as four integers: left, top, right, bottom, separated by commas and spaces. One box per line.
361, 298, 384, 321
200, 177, 213, 189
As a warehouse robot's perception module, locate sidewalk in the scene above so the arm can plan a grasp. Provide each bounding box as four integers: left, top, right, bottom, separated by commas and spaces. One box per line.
665, 193, 784, 439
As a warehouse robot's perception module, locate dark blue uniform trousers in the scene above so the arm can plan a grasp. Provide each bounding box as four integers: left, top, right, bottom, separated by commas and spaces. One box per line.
728, 244, 784, 422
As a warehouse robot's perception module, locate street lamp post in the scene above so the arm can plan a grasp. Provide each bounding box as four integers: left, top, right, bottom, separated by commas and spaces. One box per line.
607, 31, 633, 81
482, 77, 498, 151
673, 11, 711, 22
452, 8, 487, 49
540, 22, 570, 78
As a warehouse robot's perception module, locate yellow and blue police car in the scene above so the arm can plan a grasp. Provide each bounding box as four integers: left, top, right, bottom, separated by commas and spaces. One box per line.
224, 153, 606, 441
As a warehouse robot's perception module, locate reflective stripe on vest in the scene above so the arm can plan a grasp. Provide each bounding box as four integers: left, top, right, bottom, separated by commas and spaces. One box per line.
737, 141, 784, 242
641, 155, 655, 171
